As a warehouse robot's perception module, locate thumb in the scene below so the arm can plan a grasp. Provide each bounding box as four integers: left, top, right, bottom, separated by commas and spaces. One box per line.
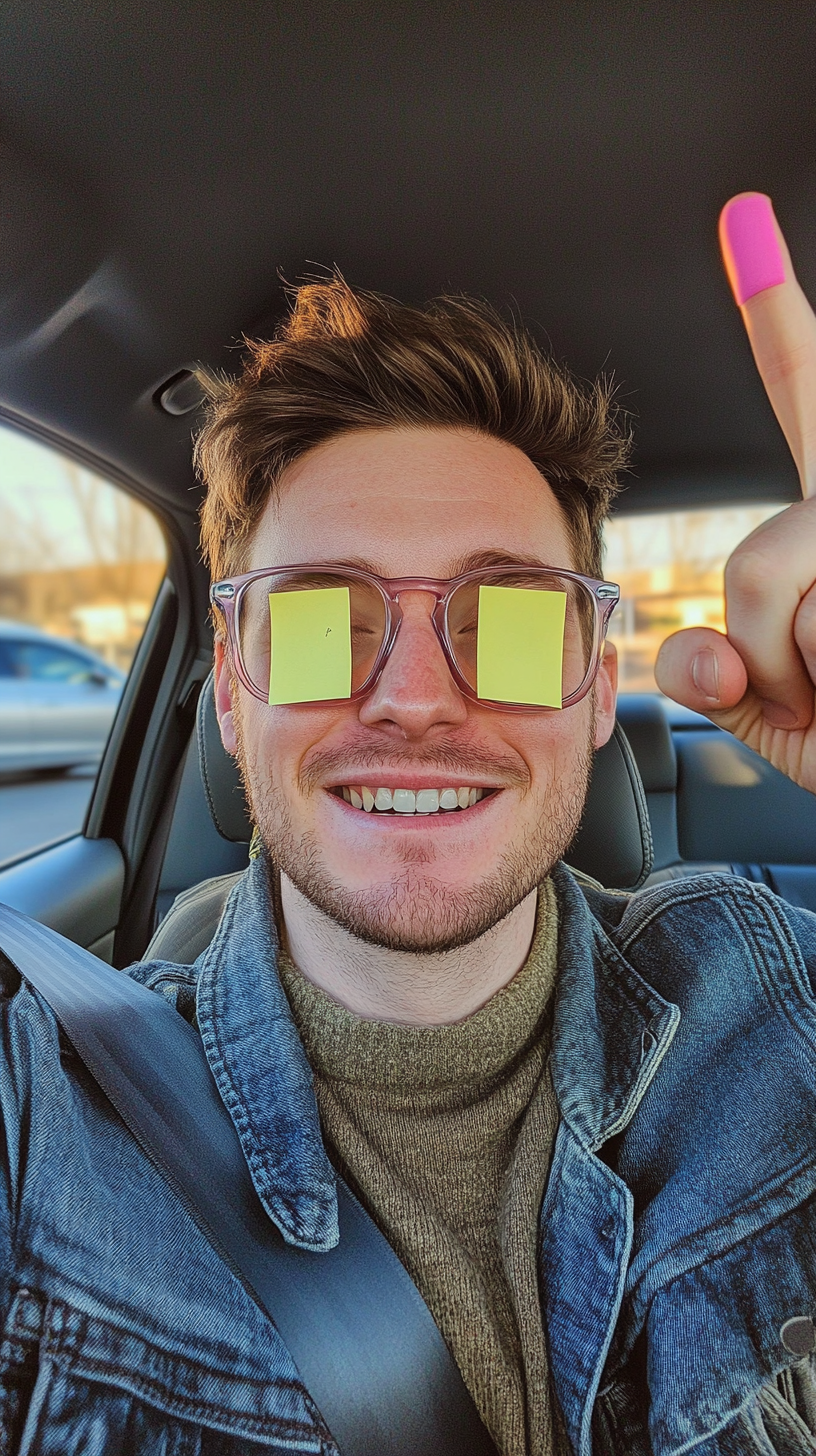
654, 626, 750, 726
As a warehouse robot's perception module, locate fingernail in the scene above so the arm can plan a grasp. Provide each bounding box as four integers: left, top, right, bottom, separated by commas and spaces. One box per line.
719, 193, 785, 305
691, 648, 720, 701
760, 699, 799, 729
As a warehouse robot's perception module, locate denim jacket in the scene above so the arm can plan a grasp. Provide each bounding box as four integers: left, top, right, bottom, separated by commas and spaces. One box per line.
3, 856, 816, 1455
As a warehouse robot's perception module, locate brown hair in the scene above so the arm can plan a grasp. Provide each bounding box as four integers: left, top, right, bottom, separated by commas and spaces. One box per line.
195, 276, 630, 585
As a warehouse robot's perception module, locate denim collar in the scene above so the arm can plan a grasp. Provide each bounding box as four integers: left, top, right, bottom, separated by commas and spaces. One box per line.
548, 863, 680, 1153
194, 855, 679, 1253
195, 855, 339, 1252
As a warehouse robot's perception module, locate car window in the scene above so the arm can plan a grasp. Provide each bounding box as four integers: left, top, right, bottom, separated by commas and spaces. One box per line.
603, 504, 787, 694
0, 423, 166, 865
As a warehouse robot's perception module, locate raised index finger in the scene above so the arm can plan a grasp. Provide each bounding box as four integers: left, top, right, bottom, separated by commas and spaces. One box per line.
719, 193, 816, 497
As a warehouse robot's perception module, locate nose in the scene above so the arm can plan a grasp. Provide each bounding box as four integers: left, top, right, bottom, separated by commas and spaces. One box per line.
357, 592, 469, 740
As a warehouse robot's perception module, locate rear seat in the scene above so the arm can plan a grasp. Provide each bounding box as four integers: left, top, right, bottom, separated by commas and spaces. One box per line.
617, 694, 816, 911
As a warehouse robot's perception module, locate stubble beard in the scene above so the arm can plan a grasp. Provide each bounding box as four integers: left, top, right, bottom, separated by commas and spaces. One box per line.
233, 703, 594, 955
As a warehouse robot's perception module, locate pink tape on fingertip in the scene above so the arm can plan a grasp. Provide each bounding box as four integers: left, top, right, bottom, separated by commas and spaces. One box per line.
719, 193, 785, 305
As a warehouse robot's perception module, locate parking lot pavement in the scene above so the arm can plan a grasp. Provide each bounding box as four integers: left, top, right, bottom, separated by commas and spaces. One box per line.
0, 766, 97, 866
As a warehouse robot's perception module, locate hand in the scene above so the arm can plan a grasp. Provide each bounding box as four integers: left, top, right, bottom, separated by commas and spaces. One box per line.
654, 192, 816, 794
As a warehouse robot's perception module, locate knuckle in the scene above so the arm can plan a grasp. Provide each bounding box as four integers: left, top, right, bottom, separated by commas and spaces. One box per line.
724, 544, 781, 605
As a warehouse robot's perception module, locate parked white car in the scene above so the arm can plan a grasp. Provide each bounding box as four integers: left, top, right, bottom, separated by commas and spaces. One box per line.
0, 620, 125, 775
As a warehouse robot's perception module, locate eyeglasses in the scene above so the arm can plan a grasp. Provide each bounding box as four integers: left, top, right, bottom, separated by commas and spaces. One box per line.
210, 562, 619, 712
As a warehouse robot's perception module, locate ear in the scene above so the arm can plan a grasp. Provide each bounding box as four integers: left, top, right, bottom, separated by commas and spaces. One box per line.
592, 640, 618, 748
213, 637, 239, 755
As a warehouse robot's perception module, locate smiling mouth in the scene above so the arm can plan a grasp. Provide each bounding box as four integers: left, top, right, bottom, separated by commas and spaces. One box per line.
330, 785, 497, 816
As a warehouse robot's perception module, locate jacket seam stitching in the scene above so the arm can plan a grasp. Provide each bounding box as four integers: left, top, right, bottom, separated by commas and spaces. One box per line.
626, 1156, 816, 1314
40, 1332, 319, 1440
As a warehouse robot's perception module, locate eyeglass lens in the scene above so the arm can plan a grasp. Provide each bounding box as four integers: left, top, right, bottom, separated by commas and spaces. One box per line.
236, 569, 595, 706
239, 572, 387, 702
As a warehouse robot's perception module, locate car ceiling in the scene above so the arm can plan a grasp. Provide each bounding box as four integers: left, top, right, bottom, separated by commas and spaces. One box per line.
0, 1, 814, 526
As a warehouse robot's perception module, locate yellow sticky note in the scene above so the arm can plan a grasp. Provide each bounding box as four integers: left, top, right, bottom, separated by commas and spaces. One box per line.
476, 585, 566, 707
268, 587, 352, 705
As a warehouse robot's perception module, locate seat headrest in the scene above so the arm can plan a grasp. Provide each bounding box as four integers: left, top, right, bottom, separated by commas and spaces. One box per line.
615, 694, 677, 791
197, 673, 255, 844
197, 673, 653, 890
563, 720, 653, 889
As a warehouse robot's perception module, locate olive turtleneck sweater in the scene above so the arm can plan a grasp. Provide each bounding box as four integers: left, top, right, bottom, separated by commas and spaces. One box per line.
277, 880, 565, 1456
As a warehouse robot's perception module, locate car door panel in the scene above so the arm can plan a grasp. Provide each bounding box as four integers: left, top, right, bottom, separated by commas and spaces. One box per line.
0, 835, 125, 960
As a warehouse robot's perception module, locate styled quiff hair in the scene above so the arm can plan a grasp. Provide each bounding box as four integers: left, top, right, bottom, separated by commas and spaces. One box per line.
195, 276, 629, 585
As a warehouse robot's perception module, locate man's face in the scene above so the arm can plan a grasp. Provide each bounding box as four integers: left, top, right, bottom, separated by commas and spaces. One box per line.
214, 426, 617, 952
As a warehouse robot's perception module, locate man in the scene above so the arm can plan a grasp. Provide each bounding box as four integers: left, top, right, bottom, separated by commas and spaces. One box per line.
2, 192, 816, 1454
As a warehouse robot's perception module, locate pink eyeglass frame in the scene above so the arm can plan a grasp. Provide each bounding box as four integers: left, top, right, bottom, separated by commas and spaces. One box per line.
210, 562, 620, 712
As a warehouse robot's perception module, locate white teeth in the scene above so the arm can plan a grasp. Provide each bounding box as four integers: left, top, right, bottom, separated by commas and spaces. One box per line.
415, 789, 440, 814
340, 784, 488, 814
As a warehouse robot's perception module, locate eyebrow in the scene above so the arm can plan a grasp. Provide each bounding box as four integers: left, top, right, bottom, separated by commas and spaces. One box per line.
315, 549, 555, 577
448, 548, 554, 575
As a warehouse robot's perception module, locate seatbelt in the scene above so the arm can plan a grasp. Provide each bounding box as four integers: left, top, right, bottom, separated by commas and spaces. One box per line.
0, 903, 498, 1456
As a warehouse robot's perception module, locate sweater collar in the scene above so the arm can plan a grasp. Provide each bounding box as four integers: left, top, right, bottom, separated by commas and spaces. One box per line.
276, 876, 559, 1094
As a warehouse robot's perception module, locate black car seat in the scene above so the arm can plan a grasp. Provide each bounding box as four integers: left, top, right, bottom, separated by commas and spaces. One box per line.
146, 674, 655, 964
